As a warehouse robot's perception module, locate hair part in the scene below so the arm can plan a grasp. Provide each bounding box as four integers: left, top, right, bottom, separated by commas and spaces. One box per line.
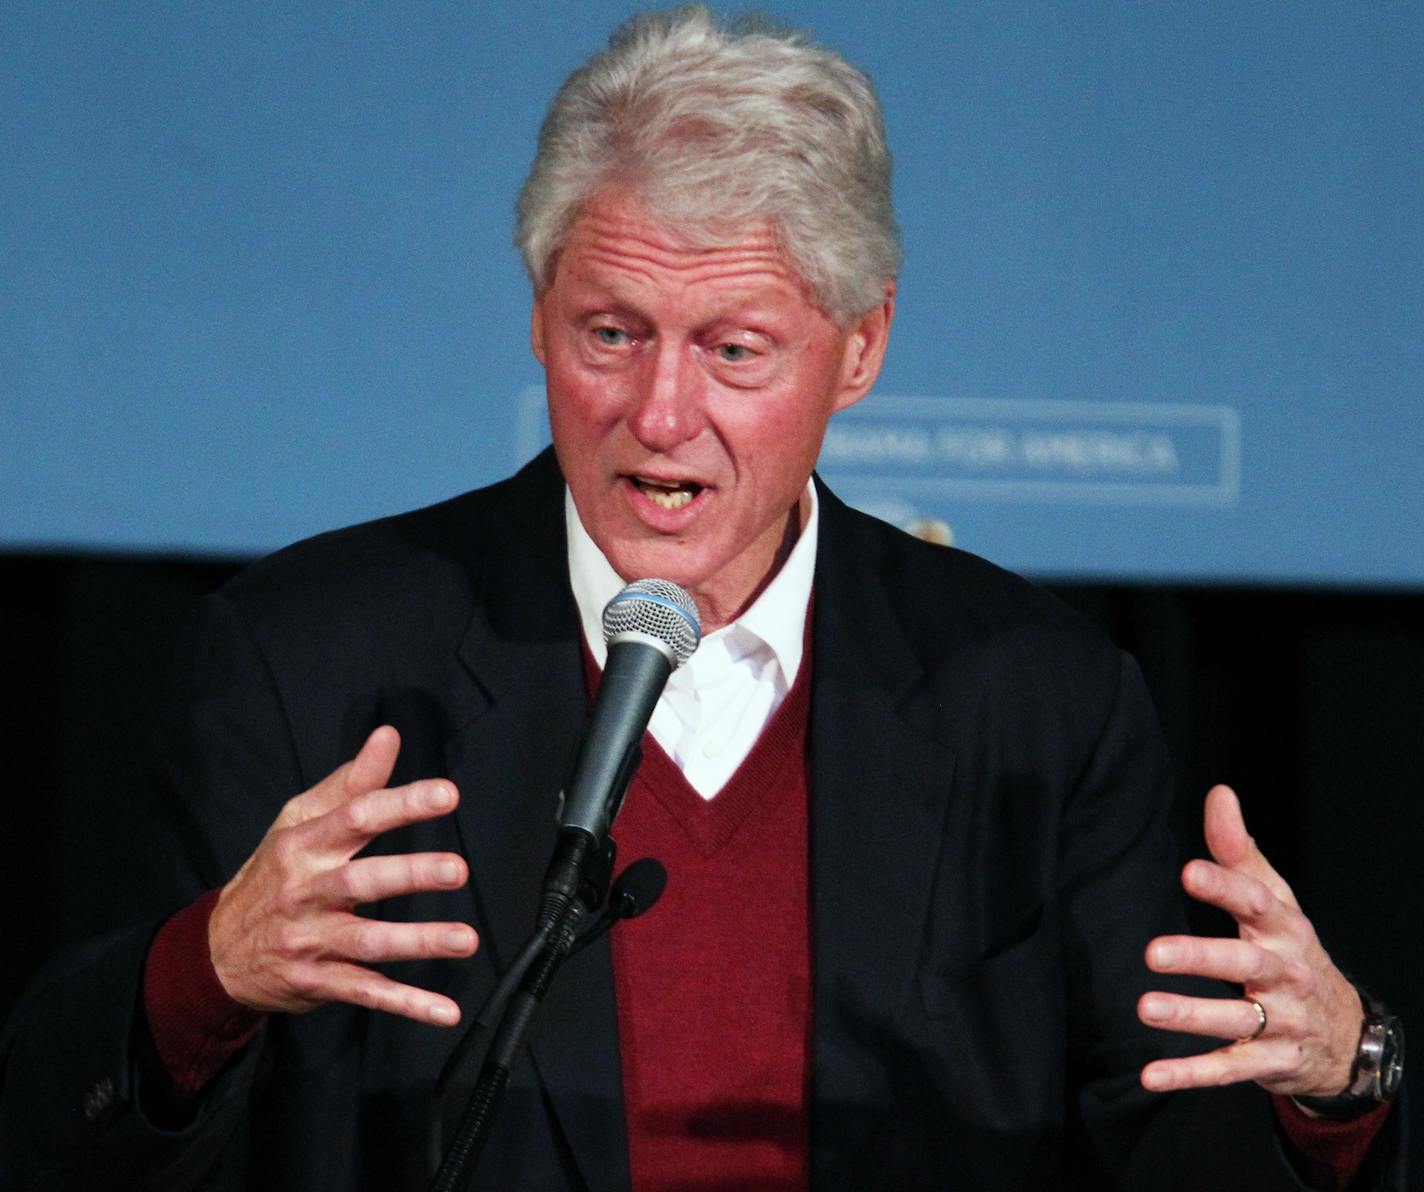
516, 6, 900, 325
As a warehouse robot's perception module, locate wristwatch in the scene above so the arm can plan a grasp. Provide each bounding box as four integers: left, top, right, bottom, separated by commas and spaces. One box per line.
1294, 995, 1405, 1120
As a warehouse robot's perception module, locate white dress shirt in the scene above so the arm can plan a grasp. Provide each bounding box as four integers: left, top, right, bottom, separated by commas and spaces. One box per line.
565, 485, 818, 800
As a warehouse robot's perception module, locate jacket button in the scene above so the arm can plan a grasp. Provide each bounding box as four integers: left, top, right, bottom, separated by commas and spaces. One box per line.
83, 1076, 115, 1121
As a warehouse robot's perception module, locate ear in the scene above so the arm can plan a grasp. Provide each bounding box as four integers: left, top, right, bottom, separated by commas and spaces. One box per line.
530, 293, 548, 366
833, 282, 896, 414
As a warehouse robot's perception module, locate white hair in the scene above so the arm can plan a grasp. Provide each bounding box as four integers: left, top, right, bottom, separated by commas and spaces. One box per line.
515, 6, 900, 324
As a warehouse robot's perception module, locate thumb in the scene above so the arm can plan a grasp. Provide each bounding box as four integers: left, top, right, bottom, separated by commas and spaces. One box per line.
1203, 784, 1251, 868
343, 725, 402, 798
1203, 783, 1297, 907
283, 726, 402, 826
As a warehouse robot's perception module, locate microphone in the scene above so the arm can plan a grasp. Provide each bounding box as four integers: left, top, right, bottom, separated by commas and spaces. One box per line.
605, 856, 668, 921
541, 579, 699, 923
567, 857, 670, 959
431, 589, 697, 1189
557, 578, 701, 845
438, 855, 671, 1103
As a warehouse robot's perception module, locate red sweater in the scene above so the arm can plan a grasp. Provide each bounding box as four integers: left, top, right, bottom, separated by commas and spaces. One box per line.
608, 650, 814, 1191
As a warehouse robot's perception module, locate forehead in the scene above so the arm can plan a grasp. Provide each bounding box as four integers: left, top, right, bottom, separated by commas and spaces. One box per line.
553, 189, 811, 306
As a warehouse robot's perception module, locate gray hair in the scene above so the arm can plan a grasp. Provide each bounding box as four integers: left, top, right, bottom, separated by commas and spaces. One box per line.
515, 6, 900, 325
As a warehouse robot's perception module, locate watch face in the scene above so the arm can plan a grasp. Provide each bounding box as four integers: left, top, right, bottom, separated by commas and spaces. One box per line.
1380, 1018, 1405, 1099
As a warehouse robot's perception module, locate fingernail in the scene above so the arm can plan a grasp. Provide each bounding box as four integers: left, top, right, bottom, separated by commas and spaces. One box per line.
436, 860, 461, 884
1141, 996, 1167, 1021
444, 928, 471, 951
1142, 1067, 1169, 1091
430, 1003, 457, 1025
1152, 942, 1179, 967
427, 784, 454, 809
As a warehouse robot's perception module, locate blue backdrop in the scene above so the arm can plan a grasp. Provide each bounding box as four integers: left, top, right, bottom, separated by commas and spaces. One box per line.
4, 2, 1420, 585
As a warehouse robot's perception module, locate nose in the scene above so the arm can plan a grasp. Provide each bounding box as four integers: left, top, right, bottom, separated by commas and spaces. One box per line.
626, 342, 705, 453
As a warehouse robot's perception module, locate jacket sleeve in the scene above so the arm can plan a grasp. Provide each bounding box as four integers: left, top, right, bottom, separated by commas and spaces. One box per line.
0, 591, 303, 1191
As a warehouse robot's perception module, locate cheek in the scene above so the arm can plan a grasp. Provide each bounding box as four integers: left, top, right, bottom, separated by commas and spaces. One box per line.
731, 395, 834, 469
548, 365, 622, 440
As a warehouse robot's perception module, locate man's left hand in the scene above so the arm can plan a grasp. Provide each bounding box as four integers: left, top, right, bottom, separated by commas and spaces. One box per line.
1137, 784, 1362, 1098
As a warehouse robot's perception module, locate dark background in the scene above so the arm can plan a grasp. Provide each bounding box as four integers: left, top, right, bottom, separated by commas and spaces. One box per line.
3, 553, 1421, 1181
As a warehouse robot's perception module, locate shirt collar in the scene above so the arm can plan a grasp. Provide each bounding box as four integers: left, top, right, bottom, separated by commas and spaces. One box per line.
564, 483, 817, 687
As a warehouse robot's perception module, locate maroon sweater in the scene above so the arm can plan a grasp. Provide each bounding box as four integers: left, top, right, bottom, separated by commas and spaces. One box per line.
609, 649, 814, 1190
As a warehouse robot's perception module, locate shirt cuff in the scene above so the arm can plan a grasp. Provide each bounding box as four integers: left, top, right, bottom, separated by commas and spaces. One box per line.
143, 889, 265, 1102
1271, 1092, 1391, 1191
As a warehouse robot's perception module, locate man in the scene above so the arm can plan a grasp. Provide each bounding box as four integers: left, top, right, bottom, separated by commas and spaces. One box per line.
0, 9, 1403, 1189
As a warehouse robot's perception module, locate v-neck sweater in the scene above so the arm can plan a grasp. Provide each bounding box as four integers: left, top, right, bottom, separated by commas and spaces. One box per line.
607, 643, 814, 1192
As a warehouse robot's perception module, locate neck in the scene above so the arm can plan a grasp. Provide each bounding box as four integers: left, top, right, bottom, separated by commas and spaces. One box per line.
693, 494, 807, 634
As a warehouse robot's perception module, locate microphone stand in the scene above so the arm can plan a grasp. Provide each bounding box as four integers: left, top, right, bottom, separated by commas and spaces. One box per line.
428, 836, 614, 1192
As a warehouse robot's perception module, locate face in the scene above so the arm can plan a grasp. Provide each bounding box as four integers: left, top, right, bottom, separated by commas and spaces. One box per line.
532, 189, 893, 631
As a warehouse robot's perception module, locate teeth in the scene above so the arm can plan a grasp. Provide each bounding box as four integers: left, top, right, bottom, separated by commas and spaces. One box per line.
646, 487, 693, 510
634, 477, 698, 510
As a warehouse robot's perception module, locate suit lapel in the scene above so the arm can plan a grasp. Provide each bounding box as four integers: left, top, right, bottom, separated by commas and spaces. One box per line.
808, 482, 958, 1155
443, 453, 629, 1190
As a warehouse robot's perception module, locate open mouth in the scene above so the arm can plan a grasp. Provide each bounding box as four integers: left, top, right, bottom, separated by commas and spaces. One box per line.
631, 475, 704, 511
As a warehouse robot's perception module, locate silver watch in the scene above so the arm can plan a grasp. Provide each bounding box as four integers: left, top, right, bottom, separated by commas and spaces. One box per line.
1294, 997, 1404, 1120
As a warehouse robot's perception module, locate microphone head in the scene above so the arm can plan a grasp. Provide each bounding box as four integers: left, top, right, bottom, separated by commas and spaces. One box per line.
610, 857, 668, 921
601, 579, 701, 668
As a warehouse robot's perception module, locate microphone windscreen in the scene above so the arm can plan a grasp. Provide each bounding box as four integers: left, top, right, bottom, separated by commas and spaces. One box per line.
611, 857, 668, 920
601, 579, 700, 668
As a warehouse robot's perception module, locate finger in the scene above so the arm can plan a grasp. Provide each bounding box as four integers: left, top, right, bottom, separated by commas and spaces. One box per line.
314, 851, 469, 906
308, 960, 464, 1027
1138, 991, 1269, 1042
344, 725, 402, 799
1202, 784, 1249, 868
305, 779, 458, 854
330, 915, 478, 967
1178, 859, 1281, 932
282, 727, 403, 827
1202, 785, 1297, 907
1140, 1037, 1301, 1093
1145, 935, 1287, 987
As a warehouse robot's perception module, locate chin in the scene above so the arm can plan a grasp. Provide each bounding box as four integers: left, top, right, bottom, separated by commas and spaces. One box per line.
610, 553, 703, 589
604, 541, 716, 593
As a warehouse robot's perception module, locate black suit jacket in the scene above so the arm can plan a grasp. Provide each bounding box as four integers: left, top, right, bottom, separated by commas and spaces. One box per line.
0, 450, 1402, 1189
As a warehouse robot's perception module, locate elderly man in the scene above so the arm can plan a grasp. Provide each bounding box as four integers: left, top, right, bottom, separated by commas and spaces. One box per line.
0, 9, 1402, 1190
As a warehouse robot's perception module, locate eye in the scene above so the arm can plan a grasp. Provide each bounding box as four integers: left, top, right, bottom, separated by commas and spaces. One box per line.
715, 342, 753, 362
593, 326, 629, 347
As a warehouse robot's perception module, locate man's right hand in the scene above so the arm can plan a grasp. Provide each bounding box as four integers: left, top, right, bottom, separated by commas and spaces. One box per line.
207, 725, 477, 1026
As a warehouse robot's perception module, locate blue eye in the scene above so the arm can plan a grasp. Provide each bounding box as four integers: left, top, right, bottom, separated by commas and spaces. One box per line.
594, 326, 628, 346
716, 343, 751, 362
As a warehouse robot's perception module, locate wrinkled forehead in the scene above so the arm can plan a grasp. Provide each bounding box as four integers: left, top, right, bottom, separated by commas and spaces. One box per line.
548, 186, 814, 304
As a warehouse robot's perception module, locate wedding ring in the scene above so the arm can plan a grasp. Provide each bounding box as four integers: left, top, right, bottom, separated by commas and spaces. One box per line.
1241, 999, 1268, 1042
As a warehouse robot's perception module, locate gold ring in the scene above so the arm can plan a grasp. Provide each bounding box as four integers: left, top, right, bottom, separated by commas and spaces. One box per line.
1241, 999, 1267, 1042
